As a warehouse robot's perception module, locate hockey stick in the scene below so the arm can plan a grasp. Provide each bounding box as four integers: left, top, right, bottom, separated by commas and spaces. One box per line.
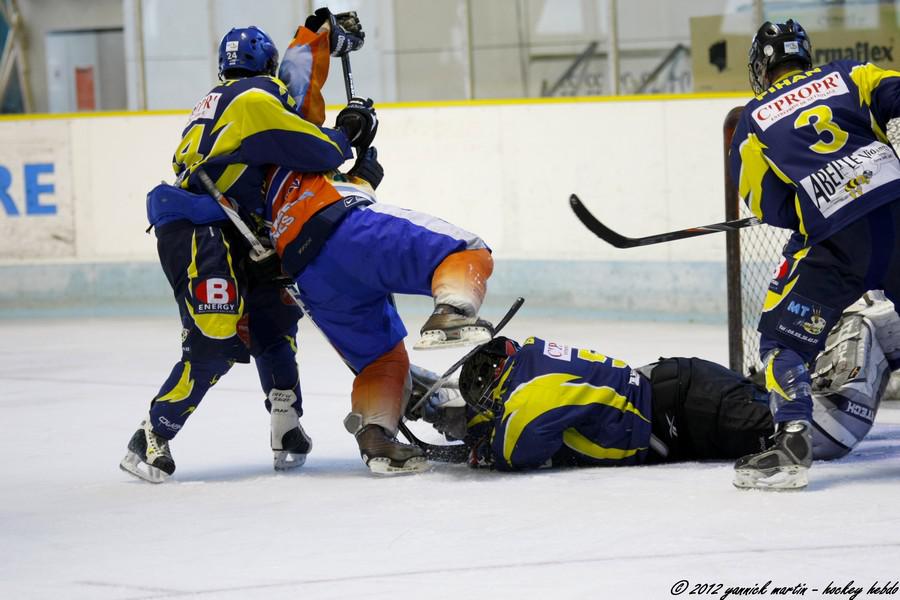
397, 422, 470, 463
340, 54, 355, 101
569, 193, 761, 248
406, 296, 526, 418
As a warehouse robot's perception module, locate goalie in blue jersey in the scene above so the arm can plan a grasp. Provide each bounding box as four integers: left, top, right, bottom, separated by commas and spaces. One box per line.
416, 295, 898, 475
728, 19, 900, 489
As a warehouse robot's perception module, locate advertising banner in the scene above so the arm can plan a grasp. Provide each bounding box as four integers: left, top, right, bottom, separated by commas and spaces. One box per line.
692, 6, 900, 93
0, 120, 74, 259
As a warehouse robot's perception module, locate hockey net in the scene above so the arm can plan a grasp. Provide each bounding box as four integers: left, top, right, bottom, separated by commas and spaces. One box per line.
724, 107, 900, 377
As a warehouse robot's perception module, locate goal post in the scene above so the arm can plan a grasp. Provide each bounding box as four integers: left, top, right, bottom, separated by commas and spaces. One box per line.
723, 106, 791, 376
723, 106, 744, 374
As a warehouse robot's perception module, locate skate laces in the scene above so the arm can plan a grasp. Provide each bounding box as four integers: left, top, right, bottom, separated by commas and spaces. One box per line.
145, 425, 170, 458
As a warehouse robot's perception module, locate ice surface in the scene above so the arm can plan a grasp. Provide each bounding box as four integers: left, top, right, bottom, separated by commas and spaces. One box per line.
1, 313, 898, 599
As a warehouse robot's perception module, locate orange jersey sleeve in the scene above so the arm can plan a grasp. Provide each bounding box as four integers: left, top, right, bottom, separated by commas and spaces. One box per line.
278, 25, 333, 126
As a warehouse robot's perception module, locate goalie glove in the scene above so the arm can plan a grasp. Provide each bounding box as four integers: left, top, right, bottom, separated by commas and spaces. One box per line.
304, 8, 365, 56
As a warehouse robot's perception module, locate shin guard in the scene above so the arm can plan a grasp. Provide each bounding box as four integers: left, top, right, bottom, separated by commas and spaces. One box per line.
350, 342, 410, 435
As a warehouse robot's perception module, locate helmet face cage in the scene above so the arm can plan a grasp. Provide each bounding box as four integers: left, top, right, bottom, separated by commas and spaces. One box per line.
747, 19, 812, 95
218, 26, 279, 80
459, 337, 518, 415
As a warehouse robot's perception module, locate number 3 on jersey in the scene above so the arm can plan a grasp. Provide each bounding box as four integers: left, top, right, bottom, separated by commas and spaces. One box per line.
793, 105, 849, 154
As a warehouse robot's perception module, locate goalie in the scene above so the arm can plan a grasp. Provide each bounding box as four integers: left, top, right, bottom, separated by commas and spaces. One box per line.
415, 295, 897, 478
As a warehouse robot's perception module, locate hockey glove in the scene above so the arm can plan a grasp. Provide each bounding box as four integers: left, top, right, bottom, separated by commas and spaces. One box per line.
467, 435, 494, 469
246, 249, 293, 288
348, 147, 384, 189
304, 8, 365, 56
336, 97, 378, 149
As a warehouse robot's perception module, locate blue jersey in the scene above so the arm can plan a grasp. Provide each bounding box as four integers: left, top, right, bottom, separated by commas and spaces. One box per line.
484, 337, 653, 470
730, 61, 900, 245
173, 75, 352, 220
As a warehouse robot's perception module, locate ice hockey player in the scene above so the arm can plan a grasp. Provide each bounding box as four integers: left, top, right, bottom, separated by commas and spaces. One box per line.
728, 19, 900, 489
415, 295, 897, 477
264, 11, 494, 474
121, 18, 364, 483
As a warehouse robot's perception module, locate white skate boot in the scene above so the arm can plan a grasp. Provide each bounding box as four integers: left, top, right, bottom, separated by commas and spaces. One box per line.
270, 389, 312, 470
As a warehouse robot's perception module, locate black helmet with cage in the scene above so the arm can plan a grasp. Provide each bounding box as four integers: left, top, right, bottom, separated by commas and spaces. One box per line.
748, 19, 812, 95
458, 336, 520, 414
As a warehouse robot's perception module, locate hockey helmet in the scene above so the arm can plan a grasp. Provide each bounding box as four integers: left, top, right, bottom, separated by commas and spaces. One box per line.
218, 26, 279, 80
748, 19, 812, 95
459, 336, 520, 414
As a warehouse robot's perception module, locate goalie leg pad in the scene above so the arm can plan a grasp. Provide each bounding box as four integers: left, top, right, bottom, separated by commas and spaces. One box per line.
810, 312, 888, 459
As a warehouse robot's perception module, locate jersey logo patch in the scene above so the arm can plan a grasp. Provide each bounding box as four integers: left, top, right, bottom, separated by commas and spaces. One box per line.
543, 341, 571, 361
799, 141, 900, 217
189, 92, 222, 123
774, 292, 836, 348
194, 277, 238, 314
752, 72, 849, 131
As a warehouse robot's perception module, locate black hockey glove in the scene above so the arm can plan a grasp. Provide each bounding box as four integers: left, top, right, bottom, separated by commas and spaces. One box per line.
348, 147, 384, 189
336, 97, 378, 149
467, 436, 494, 469
246, 249, 293, 288
304, 8, 365, 56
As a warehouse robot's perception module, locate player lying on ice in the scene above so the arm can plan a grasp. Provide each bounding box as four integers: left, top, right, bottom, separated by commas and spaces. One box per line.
262, 10, 494, 475
412, 294, 899, 481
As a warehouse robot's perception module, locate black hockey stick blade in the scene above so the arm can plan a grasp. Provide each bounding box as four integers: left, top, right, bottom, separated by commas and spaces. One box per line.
569, 194, 761, 248
397, 422, 470, 463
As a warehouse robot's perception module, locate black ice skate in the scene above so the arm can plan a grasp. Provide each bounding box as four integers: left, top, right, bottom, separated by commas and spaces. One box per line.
269, 389, 312, 471
733, 420, 812, 490
119, 418, 176, 484
355, 424, 429, 474
414, 304, 493, 350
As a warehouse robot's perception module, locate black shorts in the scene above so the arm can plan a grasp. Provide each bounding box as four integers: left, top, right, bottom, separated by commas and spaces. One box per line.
646, 357, 774, 463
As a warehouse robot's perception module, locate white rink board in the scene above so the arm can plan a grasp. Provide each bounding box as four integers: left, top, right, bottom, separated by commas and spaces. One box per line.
0, 95, 747, 264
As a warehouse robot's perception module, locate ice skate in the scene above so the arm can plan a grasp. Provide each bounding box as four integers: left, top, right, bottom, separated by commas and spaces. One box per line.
733, 420, 812, 490
119, 417, 175, 484
414, 304, 493, 350
269, 389, 312, 471
355, 424, 429, 474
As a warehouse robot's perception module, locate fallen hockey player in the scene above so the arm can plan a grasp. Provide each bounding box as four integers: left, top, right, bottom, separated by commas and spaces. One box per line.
411, 295, 899, 485
261, 11, 494, 474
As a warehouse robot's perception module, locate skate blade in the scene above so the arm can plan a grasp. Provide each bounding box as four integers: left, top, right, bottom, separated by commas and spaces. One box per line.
733, 465, 808, 490
413, 327, 493, 350
119, 451, 168, 484
366, 456, 430, 475
273, 450, 308, 471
